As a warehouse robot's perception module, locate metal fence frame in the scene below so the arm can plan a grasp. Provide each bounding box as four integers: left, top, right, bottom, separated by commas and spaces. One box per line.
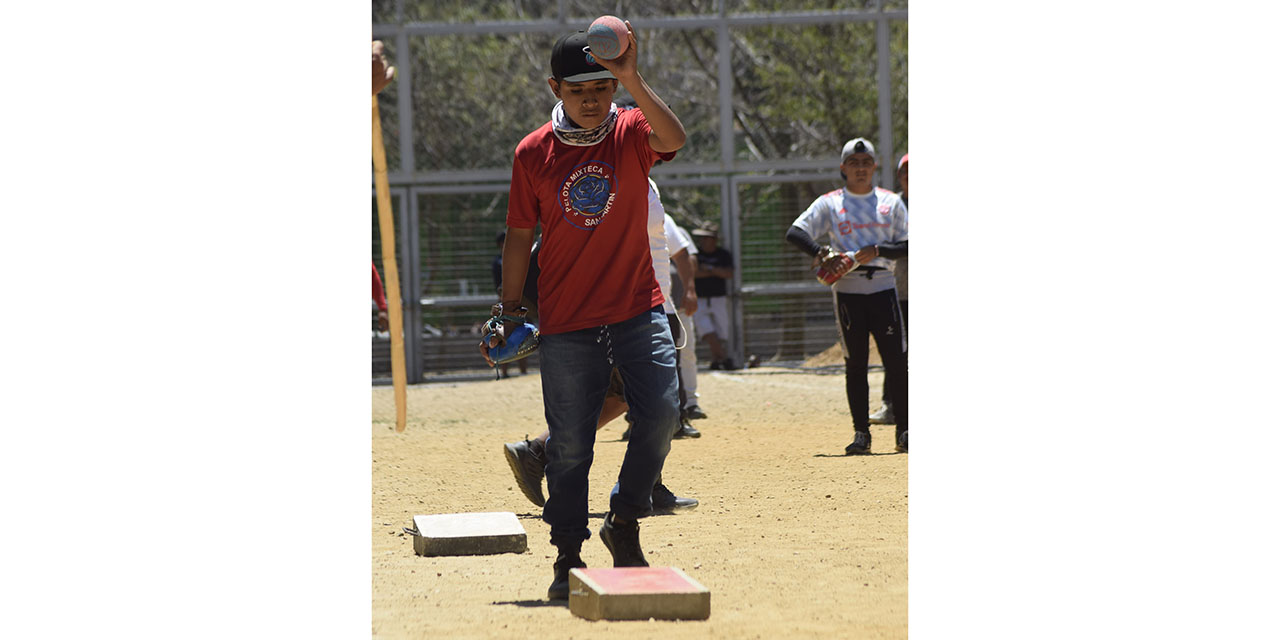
374, 1, 906, 382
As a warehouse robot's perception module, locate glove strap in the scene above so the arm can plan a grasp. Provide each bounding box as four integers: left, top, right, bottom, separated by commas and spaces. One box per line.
483, 303, 530, 334
490, 302, 529, 318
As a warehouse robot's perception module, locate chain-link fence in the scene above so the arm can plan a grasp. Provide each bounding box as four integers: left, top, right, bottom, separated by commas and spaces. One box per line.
373, 1, 906, 382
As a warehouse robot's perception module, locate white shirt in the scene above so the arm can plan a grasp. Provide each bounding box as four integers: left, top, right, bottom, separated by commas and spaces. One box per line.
792, 187, 908, 294
647, 179, 693, 313
669, 223, 697, 309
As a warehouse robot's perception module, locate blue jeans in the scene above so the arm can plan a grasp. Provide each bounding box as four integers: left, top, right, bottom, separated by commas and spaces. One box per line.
540, 305, 679, 545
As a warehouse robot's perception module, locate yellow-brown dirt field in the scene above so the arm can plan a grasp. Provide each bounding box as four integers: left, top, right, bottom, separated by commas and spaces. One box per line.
373, 363, 906, 639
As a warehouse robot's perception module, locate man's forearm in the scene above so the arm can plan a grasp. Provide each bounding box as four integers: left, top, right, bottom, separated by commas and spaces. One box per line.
500, 227, 537, 305
877, 240, 907, 259
673, 248, 696, 293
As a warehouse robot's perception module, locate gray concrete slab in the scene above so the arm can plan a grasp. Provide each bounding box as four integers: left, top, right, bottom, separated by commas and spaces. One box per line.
410, 511, 527, 556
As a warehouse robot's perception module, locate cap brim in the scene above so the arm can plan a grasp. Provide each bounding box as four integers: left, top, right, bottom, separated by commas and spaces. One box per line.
560, 69, 615, 82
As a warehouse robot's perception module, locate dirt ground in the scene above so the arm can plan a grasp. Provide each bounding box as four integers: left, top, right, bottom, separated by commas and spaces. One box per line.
372, 359, 906, 639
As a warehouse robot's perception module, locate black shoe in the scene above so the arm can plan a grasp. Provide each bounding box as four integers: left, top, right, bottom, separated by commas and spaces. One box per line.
599, 513, 649, 567
547, 548, 586, 600
685, 405, 708, 420
845, 431, 872, 455
649, 483, 699, 514
502, 439, 547, 507
709, 360, 722, 370
673, 420, 701, 439
719, 359, 740, 371
895, 430, 908, 453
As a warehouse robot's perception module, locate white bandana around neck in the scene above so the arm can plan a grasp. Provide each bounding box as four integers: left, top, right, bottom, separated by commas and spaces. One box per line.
551, 101, 618, 146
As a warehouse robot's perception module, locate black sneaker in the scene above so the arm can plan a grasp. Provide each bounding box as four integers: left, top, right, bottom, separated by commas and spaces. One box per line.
845, 431, 872, 455
547, 548, 586, 600
685, 405, 708, 420
599, 512, 649, 567
650, 483, 698, 514
895, 430, 908, 453
502, 439, 547, 507
709, 360, 722, 371
673, 420, 701, 439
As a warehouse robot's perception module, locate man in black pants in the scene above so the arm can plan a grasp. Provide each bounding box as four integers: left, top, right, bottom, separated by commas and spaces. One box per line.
785, 138, 908, 454
871, 152, 907, 425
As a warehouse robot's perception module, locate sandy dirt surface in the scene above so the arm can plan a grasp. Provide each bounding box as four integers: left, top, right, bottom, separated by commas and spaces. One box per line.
372, 363, 906, 639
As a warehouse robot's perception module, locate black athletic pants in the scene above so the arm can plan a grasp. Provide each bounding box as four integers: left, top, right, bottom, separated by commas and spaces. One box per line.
880, 299, 907, 410
836, 289, 907, 436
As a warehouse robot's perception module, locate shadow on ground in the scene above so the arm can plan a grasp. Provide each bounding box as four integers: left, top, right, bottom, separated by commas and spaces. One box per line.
490, 599, 567, 608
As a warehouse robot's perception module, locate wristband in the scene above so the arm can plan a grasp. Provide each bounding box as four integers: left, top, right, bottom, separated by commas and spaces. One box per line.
490, 302, 529, 318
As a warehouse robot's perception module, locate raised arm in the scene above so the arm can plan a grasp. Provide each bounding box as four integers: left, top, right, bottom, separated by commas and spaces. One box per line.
594, 22, 686, 153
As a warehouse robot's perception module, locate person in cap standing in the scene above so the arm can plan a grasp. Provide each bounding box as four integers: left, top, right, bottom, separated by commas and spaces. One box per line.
691, 227, 738, 370
870, 152, 907, 425
784, 138, 908, 454
480, 24, 687, 600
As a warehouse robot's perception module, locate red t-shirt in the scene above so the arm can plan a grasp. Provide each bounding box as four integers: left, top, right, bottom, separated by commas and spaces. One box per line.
507, 108, 676, 334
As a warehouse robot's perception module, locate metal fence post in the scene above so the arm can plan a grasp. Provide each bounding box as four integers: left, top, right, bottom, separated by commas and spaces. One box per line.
876, 8, 895, 189
397, 187, 423, 383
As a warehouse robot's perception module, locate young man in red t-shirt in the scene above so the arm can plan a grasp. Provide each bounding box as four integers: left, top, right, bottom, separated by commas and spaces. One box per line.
480, 24, 687, 601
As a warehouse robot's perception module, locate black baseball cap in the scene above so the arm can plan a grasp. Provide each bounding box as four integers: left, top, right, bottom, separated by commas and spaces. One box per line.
551, 31, 615, 83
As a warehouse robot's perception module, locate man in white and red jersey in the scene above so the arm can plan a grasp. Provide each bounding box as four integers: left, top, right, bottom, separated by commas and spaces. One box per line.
480, 25, 687, 601
785, 138, 908, 455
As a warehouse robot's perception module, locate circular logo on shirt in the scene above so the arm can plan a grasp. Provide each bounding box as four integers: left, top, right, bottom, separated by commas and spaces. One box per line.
559, 161, 617, 230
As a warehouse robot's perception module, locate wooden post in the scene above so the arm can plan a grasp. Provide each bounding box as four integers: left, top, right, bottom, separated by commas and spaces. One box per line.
372, 95, 407, 433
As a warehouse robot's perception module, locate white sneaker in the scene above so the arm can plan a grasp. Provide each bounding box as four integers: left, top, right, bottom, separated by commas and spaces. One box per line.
869, 404, 895, 425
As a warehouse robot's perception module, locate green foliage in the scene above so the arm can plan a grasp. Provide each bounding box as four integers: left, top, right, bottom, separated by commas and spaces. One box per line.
891, 19, 908, 159
410, 33, 557, 171
731, 22, 880, 161
406, 0, 558, 22
414, 191, 512, 297
730, 0, 877, 10
654, 184, 721, 232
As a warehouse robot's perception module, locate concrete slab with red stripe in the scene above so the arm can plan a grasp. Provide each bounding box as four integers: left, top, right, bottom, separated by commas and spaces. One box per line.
568, 566, 710, 621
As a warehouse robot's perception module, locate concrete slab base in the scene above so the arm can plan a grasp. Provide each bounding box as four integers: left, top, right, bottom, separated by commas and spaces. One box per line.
568, 566, 710, 621
410, 512, 527, 556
